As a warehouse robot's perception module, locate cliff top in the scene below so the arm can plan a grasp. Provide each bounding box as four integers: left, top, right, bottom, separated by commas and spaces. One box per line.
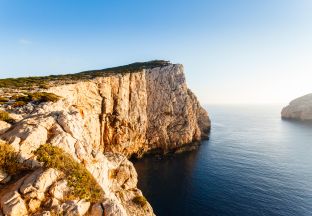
0, 60, 171, 89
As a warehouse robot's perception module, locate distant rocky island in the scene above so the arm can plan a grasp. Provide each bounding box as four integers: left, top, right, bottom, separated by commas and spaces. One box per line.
0, 61, 210, 216
282, 94, 312, 121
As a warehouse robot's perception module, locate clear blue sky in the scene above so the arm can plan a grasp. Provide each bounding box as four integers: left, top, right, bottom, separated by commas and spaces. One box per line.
1, 0, 312, 104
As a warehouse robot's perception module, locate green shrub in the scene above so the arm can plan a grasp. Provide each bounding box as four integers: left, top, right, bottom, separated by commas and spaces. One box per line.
0, 60, 170, 89
29, 92, 60, 103
0, 97, 9, 105
12, 95, 30, 102
0, 110, 14, 123
12, 101, 27, 107
34, 144, 104, 202
0, 142, 24, 175
38, 84, 49, 89
0, 97, 9, 103
132, 196, 148, 207
12, 92, 60, 105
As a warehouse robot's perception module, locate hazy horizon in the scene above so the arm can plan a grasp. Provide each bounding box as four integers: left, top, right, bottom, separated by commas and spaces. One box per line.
1, 0, 312, 104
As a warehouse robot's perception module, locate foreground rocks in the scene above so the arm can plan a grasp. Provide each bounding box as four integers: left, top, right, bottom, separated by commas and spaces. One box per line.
0, 62, 210, 215
0, 167, 153, 216
282, 94, 312, 121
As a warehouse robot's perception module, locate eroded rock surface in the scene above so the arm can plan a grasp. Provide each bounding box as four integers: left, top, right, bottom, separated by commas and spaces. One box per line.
0, 63, 210, 215
282, 93, 312, 121
47, 64, 210, 156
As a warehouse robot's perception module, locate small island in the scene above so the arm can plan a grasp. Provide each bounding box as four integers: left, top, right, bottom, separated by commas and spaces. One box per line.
282, 94, 312, 121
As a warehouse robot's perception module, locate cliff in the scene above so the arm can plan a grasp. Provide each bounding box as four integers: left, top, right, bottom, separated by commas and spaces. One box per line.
0, 61, 210, 216
281, 93, 312, 121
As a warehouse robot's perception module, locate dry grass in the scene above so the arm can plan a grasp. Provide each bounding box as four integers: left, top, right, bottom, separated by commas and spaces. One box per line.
13, 92, 60, 103
0, 142, 24, 175
132, 195, 148, 207
0, 110, 14, 123
11, 101, 27, 107
0, 97, 9, 103
34, 144, 104, 202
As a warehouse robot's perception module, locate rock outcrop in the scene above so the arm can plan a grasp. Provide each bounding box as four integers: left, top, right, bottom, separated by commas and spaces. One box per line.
282, 93, 312, 121
0, 61, 210, 215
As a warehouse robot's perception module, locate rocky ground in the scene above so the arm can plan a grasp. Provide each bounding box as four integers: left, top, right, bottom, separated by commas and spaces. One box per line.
0, 62, 210, 215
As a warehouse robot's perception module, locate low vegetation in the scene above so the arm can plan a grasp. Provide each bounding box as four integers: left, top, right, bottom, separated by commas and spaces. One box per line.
7, 92, 61, 107
0, 110, 14, 123
0, 142, 24, 175
34, 144, 104, 202
0, 97, 9, 103
11, 101, 27, 108
132, 195, 148, 207
14, 92, 60, 103
0, 60, 170, 89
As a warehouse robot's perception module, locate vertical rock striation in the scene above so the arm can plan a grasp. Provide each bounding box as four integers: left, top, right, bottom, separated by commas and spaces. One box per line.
48, 63, 210, 157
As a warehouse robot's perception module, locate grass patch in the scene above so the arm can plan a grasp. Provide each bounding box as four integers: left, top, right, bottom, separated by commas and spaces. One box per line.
11, 101, 27, 108
13, 92, 60, 104
0, 60, 170, 89
0, 97, 9, 103
30, 92, 60, 103
132, 196, 148, 207
0, 142, 24, 176
0, 110, 14, 123
0, 97, 9, 105
34, 144, 104, 202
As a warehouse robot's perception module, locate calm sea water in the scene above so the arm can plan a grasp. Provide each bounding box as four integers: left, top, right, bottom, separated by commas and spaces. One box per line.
134, 105, 312, 216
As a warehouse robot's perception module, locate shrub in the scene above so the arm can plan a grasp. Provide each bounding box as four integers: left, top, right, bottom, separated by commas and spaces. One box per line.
132, 196, 148, 207
0, 110, 14, 123
0, 97, 9, 105
12, 95, 30, 102
29, 92, 60, 103
0, 142, 24, 175
34, 144, 104, 202
39, 84, 49, 89
0, 97, 9, 103
0, 60, 171, 88
12, 101, 27, 107
12, 92, 60, 105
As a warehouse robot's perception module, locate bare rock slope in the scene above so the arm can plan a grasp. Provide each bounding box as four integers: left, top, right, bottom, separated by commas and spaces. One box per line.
282, 93, 312, 121
0, 61, 210, 215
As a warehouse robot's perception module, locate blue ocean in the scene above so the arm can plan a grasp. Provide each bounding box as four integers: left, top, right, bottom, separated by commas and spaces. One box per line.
134, 105, 312, 216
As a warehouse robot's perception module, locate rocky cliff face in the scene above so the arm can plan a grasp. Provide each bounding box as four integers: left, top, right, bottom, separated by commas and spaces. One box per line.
0, 62, 210, 216
282, 93, 312, 121
44, 63, 210, 157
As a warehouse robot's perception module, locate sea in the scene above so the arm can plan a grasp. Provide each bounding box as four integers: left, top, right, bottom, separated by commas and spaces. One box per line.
134, 105, 312, 216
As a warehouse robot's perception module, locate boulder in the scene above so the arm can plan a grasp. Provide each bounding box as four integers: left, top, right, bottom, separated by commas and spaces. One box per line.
0, 191, 28, 216
0, 121, 11, 135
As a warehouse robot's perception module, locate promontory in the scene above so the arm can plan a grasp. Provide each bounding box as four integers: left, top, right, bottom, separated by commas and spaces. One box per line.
0, 60, 210, 216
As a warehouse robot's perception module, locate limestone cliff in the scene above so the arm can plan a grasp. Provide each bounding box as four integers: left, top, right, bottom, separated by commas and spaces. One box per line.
282, 93, 312, 121
0, 61, 210, 216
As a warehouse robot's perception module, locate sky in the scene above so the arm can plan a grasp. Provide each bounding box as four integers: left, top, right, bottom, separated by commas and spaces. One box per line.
0, 0, 312, 104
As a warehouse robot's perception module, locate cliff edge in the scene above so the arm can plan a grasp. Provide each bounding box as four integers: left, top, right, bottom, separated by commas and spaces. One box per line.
0, 61, 210, 216
281, 93, 312, 121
